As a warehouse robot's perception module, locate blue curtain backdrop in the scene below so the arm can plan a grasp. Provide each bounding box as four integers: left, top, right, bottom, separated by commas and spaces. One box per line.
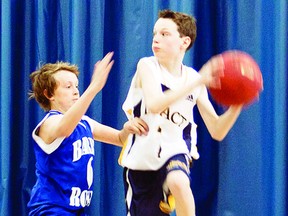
1, 0, 287, 215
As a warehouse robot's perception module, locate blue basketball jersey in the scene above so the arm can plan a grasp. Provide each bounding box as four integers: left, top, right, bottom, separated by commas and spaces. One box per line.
28, 110, 95, 212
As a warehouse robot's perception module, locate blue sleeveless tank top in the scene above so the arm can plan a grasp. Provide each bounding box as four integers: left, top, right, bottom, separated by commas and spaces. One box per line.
28, 110, 95, 210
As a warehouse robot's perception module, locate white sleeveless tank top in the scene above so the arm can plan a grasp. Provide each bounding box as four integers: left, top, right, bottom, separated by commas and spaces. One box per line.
119, 56, 204, 170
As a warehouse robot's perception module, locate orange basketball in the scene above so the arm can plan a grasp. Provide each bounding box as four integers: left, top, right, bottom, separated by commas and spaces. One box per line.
209, 50, 263, 106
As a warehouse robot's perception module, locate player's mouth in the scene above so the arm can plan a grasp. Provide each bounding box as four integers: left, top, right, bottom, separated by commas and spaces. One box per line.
152, 46, 160, 52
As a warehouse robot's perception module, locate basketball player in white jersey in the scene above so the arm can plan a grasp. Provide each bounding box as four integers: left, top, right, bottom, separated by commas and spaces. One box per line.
119, 10, 243, 216
27, 52, 148, 215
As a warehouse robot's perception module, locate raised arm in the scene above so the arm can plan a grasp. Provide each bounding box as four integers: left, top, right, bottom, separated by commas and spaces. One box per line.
39, 53, 114, 144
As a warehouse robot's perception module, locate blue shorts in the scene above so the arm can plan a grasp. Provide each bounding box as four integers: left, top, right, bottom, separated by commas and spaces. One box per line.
28, 204, 86, 216
123, 154, 191, 216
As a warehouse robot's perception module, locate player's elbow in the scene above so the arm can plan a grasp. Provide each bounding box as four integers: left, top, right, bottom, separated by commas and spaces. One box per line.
210, 131, 225, 141
145, 102, 163, 114
57, 128, 73, 138
213, 135, 224, 142
148, 106, 162, 114
148, 106, 167, 114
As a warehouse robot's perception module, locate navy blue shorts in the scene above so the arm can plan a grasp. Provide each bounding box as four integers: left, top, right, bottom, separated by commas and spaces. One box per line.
123, 154, 191, 216
28, 204, 86, 216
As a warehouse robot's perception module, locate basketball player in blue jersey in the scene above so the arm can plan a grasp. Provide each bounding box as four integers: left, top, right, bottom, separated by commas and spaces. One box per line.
118, 10, 243, 216
27, 52, 149, 215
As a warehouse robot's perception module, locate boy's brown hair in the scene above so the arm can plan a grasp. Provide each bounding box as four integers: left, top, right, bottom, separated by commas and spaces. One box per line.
159, 9, 197, 50
29, 61, 79, 111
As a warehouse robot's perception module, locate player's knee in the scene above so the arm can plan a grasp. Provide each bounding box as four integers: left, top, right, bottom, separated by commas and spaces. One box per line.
166, 170, 190, 193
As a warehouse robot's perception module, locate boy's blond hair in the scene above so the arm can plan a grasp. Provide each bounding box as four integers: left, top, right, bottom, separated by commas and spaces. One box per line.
29, 61, 79, 111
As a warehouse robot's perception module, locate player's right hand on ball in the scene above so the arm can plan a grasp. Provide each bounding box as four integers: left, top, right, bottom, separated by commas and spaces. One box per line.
199, 54, 224, 89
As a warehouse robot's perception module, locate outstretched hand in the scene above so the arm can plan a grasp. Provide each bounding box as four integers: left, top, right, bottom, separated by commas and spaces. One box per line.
199, 54, 224, 89
91, 52, 114, 92
124, 117, 149, 136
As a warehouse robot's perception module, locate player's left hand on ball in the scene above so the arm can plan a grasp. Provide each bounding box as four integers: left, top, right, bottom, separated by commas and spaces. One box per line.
124, 117, 149, 136
199, 54, 224, 88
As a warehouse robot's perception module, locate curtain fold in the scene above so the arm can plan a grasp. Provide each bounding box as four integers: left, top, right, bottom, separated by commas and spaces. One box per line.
1, 0, 287, 215
1, 1, 12, 215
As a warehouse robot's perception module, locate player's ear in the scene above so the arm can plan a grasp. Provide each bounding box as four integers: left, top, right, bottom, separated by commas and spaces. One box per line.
181, 36, 191, 50
44, 89, 54, 101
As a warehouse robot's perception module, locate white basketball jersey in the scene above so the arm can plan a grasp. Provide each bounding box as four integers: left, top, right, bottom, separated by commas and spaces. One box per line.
119, 56, 204, 170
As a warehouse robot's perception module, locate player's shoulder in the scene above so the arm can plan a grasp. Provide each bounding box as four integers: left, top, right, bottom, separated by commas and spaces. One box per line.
41, 111, 63, 129
136, 56, 159, 80
81, 115, 97, 131
137, 56, 158, 67
183, 64, 200, 78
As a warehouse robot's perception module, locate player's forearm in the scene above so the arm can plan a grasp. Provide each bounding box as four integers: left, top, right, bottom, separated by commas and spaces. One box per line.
98, 129, 127, 147
118, 129, 129, 147
58, 85, 100, 137
211, 105, 242, 141
147, 78, 203, 113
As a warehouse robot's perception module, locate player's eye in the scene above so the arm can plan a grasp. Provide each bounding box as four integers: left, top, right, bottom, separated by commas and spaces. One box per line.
162, 31, 169, 36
